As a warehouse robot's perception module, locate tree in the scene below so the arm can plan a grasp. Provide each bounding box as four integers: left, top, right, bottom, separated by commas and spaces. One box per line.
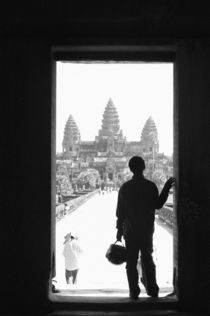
76, 168, 101, 189
151, 170, 166, 190
56, 174, 73, 195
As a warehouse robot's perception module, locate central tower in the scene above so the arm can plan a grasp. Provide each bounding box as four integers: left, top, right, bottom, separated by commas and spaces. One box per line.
96, 98, 124, 142
98, 98, 121, 138
95, 98, 125, 153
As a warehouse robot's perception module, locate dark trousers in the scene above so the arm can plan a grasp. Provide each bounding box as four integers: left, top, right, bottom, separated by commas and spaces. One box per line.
65, 269, 78, 284
125, 232, 159, 296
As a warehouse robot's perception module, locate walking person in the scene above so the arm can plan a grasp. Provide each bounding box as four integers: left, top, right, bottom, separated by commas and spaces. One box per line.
64, 203, 69, 215
116, 156, 175, 299
62, 233, 83, 284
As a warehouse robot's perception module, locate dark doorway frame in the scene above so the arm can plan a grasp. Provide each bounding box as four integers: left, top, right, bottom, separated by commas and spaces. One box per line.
50, 44, 178, 310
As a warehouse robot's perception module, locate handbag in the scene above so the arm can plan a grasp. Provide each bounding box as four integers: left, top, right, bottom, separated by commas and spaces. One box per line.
105, 241, 127, 265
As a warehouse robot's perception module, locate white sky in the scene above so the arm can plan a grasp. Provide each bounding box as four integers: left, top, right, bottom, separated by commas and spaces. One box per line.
56, 62, 173, 156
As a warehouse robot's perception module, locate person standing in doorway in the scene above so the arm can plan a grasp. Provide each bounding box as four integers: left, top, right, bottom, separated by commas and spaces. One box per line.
62, 233, 83, 284
116, 156, 175, 299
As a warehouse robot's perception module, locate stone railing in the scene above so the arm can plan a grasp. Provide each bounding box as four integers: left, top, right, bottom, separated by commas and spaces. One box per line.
56, 190, 99, 221
156, 205, 174, 227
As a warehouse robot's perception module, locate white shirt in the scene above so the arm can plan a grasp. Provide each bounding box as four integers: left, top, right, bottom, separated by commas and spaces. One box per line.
62, 239, 82, 271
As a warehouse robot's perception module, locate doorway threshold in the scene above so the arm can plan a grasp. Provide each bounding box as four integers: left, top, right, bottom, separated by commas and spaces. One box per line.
51, 286, 177, 307
54, 286, 173, 296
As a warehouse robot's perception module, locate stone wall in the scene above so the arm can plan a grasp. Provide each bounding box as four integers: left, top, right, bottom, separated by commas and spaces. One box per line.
56, 190, 98, 220
1, 1, 210, 314
157, 206, 174, 227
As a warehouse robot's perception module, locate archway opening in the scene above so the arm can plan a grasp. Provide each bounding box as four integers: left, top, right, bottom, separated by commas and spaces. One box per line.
54, 61, 174, 298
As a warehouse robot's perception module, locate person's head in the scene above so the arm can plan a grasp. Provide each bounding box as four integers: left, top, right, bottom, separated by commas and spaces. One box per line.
128, 156, 145, 175
63, 232, 72, 244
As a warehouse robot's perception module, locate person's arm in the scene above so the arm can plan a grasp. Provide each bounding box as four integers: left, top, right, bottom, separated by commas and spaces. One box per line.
156, 177, 175, 209
116, 186, 125, 241
74, 240, 83, 254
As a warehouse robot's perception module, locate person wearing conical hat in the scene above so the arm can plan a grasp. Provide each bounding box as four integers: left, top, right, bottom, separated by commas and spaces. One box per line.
62, 233, 83, 284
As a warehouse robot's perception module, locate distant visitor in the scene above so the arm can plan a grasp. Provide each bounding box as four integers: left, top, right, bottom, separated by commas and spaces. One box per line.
62, 233, 83, 284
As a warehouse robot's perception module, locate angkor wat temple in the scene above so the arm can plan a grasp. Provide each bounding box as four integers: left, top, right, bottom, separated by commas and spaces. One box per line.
58, 98, 172, 186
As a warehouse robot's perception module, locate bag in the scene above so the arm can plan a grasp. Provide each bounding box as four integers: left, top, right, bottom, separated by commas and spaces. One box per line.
105, 241, 127, 265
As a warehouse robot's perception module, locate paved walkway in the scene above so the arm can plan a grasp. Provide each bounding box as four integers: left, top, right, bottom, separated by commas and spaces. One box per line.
55, 191, 173, 295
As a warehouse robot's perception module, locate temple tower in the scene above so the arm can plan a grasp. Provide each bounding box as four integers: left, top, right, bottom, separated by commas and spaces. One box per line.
99, 98, 120, 137
140, 116, 159, 155
62, 115, 81, 159
96, 98, 125, 145
95, 98, 126, 183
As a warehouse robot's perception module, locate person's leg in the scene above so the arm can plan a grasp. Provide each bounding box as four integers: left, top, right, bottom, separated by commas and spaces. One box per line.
125, 236, 140, 299
72, 269, 79, 284
65, 269, 70, 284
140, 235, 159, 297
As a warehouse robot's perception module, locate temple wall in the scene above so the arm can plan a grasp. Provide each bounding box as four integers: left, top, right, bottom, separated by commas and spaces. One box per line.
175, 41, 210, 309
1, 1, 210, 314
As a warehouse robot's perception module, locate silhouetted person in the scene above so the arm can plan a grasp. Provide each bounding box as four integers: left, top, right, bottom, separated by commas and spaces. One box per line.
116, 156, 175, 299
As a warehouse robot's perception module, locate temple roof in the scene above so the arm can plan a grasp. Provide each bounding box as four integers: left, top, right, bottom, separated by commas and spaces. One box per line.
62, 115, 81, 146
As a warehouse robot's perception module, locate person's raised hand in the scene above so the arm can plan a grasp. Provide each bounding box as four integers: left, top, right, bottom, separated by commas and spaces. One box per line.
165, 177, 176, 190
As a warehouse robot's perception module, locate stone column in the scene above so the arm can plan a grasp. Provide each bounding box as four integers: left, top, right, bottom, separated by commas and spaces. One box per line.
175, 40, 210, 312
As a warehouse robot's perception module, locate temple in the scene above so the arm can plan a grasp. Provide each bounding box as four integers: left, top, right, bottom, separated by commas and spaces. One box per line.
57, 98, 173, 192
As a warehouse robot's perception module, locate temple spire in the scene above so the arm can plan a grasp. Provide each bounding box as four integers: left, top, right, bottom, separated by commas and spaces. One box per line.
62, 115, 81, 153
99, 98, 120, 137
140, 116, 159, 153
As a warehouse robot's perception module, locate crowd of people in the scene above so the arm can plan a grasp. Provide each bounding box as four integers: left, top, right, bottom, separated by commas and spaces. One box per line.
99, 185, 119, 195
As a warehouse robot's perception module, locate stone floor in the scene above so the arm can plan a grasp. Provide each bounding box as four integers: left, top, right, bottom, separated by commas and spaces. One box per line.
55, 192, 173, 293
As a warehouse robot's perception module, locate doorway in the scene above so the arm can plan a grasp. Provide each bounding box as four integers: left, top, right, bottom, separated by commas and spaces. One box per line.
54, 61, 174, 297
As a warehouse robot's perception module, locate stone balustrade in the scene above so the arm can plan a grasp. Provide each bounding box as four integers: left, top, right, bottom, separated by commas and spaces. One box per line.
56, 190, 99, 221
157, 205, 174, 227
